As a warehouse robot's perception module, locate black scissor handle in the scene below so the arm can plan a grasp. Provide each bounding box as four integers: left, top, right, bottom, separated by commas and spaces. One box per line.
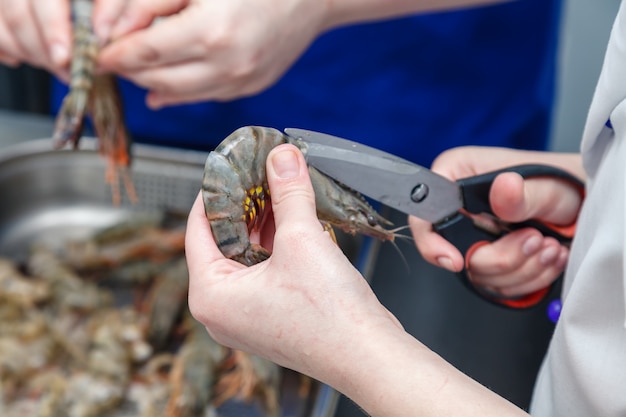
433, 164, 585, 309
459, 164, 583, 241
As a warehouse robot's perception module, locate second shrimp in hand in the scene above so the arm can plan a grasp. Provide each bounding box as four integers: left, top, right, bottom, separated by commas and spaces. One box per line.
52, 0, 136, 205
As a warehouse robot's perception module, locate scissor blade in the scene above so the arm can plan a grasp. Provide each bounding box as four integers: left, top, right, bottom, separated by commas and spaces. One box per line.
285, 128, 401, 160
285, 128, 463, 224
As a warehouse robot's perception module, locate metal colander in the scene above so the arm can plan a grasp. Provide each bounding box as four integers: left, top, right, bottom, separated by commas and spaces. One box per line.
0, 137, 375, 417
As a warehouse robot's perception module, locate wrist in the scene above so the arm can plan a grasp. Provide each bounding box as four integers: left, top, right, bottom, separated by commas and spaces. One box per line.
325, 322, 431, 415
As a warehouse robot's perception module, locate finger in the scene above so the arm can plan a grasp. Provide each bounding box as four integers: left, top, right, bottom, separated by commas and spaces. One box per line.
110, 0, 191, 39
185, 191, 226, 272
409, 215, 464, 272
0, 41, 19, 64
142, 69, 262, 108
117, 61, 220, 108
497, 253, 567, 298
141, 63, 269, 107
265, 144, 321, 233
486, 172, 527, 222
490, 172, 582, 225
32, 0, 71, 68
0, 52, 20, 67
3, 0, 61, 68
0, 6, 22, 64
100, 11, 206, 71
468, 232, 568, 294
0, 1, 43, 65
145, 79, 245, 109
467, 228, 544, 276
475, 247, 568, 299
93, 0, 128, 43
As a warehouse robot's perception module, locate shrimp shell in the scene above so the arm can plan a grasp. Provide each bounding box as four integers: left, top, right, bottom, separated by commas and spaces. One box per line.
52, 0, 136, 205
202, 126, 395, 266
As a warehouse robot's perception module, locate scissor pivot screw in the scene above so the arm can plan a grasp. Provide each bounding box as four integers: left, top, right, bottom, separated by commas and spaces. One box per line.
411, 184, 429, 203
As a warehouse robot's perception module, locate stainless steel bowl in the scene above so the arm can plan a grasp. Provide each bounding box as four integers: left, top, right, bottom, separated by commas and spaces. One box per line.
0, 138, 380, 417
0, 138, 203, 260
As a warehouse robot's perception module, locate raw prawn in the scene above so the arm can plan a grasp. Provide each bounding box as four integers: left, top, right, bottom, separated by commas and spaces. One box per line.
202, 126, 396, 266
52, 0, 136, 205
166, 315, 225, 417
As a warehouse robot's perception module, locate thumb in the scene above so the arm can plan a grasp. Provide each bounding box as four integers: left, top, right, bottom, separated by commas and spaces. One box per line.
266, 144, 321, 232
490, 172, 582, 225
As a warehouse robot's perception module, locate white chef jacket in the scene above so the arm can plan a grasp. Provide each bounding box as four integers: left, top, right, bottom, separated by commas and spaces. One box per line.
530, 2, 626, 415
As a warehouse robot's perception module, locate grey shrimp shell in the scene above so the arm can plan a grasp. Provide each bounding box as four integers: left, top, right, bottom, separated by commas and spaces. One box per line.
202, 126, 396, 266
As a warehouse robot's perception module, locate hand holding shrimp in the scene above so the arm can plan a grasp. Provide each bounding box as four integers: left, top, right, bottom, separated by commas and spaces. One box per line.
186, 145, 530, 417
97, 0, 326, 107
187, 144, 394, 358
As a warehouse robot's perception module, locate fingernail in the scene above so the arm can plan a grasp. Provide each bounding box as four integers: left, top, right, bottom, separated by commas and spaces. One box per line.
436, 256, 455, 272
522, 235, 542, 256
50, 43, 69, 66
271, 149, 300, 179
540, 246, 559, 265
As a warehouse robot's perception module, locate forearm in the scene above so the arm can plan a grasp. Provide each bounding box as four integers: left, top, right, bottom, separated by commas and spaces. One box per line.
320, 0, 510, 31
323, 321, 528, 417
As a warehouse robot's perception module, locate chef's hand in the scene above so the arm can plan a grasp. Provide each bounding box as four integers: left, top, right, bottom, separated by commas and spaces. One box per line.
0, 0, 71, 80
410, 146, 585, 299
186, 144, 400, 372
185, 144, 530, 417
97, 0, 326, 108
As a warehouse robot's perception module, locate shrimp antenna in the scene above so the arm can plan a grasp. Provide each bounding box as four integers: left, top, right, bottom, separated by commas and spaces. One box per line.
389, 225, 414, 274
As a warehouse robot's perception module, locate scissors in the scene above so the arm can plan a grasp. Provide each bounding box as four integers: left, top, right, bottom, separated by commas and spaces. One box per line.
285, 128, 585, 309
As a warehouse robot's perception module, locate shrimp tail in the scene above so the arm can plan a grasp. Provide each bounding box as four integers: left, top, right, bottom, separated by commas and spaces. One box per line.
52, 0, 136, 206
52, 90, 88, 149
90, 74, 137, 205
